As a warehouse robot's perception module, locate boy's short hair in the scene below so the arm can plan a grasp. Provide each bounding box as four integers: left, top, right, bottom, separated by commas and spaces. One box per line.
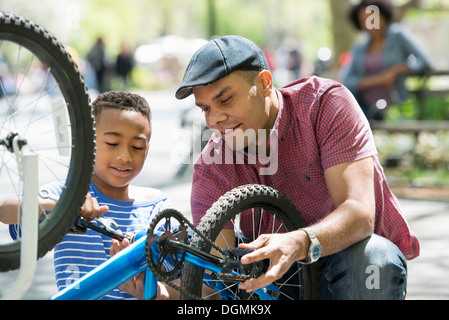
92, 91, 152, 125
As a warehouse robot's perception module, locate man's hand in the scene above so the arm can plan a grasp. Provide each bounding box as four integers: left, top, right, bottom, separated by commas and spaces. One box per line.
237, 230, 309, 292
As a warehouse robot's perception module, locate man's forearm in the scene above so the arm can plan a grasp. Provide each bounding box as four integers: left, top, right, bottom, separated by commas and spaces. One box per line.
315, 157, 376, 258
308, 199, 375, 258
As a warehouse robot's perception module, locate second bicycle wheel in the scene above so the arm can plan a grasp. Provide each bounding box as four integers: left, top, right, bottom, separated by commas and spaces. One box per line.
0, 12, 94, 271
181, 184, 319, 300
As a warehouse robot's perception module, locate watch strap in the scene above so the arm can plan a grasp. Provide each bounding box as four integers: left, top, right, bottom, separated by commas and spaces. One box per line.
299, 227, 321, 264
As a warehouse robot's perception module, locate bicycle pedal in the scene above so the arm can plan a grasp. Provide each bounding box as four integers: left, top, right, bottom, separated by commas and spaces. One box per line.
223, 247, 254, 257
216, 272, 252, 282
220, 248, 264, 280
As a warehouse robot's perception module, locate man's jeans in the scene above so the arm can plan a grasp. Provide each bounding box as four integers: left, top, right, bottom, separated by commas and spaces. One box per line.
317, 234, 408, 299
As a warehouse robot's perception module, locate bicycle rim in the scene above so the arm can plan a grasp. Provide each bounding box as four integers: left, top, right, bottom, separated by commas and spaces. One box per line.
0, 12, 94, 271
181, 184, 319, 300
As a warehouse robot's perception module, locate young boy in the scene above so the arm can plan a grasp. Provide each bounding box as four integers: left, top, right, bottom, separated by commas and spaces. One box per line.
1, 91, 173, 300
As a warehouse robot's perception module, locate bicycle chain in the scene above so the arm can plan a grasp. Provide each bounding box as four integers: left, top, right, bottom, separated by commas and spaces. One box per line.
145, 209, 226, 300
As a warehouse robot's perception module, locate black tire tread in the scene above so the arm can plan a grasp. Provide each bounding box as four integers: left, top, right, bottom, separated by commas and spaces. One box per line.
0, 12, 94, 271
181, 184, 318, 299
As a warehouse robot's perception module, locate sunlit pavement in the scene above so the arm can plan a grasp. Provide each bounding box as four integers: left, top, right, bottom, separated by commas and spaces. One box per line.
403, 198, 449, 299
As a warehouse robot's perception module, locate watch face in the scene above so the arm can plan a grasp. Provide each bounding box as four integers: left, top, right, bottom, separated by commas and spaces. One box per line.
312, 246, 322, 259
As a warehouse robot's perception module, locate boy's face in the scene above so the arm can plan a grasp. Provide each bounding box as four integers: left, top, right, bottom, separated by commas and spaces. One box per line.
92, 108, 150, 196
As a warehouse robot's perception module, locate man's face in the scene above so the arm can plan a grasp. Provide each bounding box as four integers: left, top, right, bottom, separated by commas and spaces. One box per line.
192, 71, 275, 152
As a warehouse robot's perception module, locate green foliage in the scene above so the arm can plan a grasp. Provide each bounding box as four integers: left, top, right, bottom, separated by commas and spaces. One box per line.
386, 95, 449, 122
374, 130, 449, 187
2, 0, 332, 64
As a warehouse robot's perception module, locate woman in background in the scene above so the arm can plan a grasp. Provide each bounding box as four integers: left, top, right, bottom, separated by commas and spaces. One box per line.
340, 0, 432, 121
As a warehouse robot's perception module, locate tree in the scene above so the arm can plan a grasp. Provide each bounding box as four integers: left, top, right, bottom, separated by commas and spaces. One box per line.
207, 0, 217, 38
329, 0, 356, 67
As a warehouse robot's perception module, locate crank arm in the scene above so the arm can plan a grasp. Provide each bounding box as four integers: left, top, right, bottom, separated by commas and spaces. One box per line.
165, 240, 262, 279
166, 239, 224, 267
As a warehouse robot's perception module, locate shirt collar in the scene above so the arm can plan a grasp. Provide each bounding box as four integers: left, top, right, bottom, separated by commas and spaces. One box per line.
273, 89, 289, 141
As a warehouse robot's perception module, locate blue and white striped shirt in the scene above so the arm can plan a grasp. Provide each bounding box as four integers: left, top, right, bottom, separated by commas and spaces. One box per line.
41, 180, 170, 300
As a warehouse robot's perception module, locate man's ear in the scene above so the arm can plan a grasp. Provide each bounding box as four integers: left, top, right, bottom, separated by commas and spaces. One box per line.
258, 70, 273, 96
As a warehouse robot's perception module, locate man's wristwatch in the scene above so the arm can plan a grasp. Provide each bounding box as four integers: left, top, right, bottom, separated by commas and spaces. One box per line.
300, 227, 322, 264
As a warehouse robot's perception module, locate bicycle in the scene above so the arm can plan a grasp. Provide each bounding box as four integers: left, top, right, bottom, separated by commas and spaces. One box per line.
51, 184, 319, 300
0, 12, 94, 298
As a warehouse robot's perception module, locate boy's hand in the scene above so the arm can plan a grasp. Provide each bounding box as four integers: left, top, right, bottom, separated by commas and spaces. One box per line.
80, 194, 109, 220
110, 232, 132, 255
110, 234, 145, 299
110, 235, 180, 300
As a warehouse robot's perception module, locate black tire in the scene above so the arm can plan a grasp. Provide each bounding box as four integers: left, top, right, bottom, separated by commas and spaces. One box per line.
0, 12, 94, 271
181, 184, 319, 300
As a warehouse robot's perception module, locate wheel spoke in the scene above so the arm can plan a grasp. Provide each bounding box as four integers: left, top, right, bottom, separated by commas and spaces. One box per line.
182, 184, 317, 300
0, 12, 94, 273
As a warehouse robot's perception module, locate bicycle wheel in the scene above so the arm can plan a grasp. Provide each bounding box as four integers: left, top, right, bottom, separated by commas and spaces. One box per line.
0, 12, 94, 271
181, 184, 319, 300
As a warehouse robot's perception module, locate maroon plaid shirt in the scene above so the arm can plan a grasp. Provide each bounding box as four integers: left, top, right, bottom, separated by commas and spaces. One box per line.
191, 77, 419, 260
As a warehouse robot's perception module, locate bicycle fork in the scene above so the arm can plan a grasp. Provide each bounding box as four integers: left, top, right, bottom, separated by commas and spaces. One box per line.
1, 135, 39, 300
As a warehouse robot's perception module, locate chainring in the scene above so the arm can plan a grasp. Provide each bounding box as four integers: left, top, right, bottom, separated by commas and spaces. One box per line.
145, 209, 188, 282
145, 208, 268, 299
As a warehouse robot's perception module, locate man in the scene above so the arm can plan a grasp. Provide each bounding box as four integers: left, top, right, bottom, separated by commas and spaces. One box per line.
175, 35, 418, 299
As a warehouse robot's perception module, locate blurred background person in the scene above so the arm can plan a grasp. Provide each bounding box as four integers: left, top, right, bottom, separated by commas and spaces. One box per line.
115, 42, 135, 90
340, 0, 432, 121
286, 42, 302, 81
88, 37, 107, 93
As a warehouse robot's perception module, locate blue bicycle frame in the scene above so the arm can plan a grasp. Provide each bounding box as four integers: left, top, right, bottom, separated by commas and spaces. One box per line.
50, 231, 279, 300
